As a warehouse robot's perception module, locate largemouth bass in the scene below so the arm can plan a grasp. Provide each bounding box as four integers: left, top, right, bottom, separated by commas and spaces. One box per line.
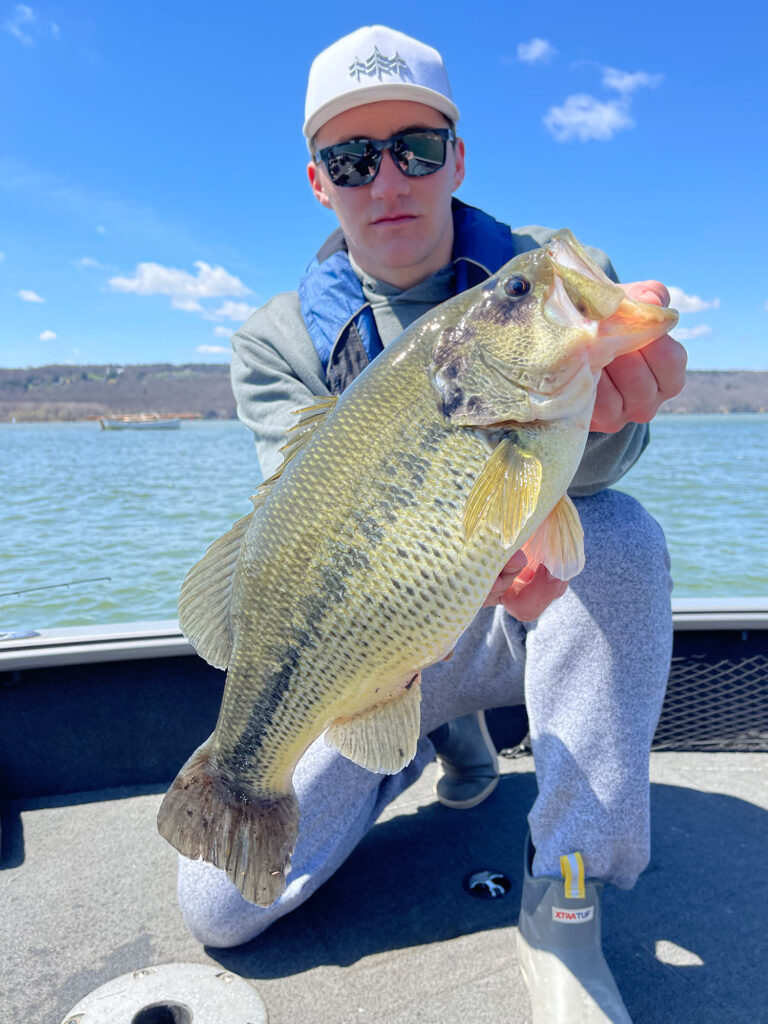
157, 230, 678, 906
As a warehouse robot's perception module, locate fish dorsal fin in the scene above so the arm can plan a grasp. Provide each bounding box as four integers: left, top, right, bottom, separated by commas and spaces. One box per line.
522, 494, 585, 581
277, 395, 338, 470
246, 395, 339, 509
464, 437, 542, 549
178, 511, 253, 669
325, 675, 422, 775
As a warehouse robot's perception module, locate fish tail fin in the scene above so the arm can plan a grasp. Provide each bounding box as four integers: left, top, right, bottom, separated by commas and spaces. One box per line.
157, 740, 299, 907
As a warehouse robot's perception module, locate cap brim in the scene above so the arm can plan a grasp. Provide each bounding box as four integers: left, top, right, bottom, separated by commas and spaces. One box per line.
303, 84, 460, 141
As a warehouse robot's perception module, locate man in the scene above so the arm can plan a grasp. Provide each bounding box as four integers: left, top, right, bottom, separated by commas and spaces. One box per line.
177, 25, 686, 1023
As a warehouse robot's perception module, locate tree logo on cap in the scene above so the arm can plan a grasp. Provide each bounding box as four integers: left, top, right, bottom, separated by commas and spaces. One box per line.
348, 46, 412, 82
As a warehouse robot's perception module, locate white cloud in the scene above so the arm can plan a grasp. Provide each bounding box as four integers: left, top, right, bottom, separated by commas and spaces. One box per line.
602, 67, 663, 95
213, 325, 232, 338
545, 61, 663, 143
544, 94, 633, 142
39, 329, 57, 341
4, 4, 34, 46
517, 38, 557, 64
171, 297, 204, 312
50, 21, 59, 38
96, 225, 107, 234
0, 251, 5, 261
668, 286, 720, 313
196, 344, 229, 354
75, 255, 120, 274
673, 325, 712, 341
209, 299, 255, 322
109, 260, 250, 317
19, 288, 45, 302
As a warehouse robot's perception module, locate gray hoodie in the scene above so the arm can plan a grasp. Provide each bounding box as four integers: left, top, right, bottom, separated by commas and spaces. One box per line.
230, 229, 648, 494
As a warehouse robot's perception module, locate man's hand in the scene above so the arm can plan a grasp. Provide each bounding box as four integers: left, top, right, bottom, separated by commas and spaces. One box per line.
481, 282, 684, 622
483, 550, 568, 622
590, 281, 687, 433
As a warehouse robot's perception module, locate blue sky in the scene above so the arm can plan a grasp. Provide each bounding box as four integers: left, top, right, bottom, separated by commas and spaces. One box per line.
1, 1, 766, 371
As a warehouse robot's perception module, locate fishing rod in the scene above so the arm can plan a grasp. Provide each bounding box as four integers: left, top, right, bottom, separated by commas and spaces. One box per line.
0, 576, 112, 598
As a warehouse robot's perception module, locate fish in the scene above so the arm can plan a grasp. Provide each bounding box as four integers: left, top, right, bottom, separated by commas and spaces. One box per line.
157, 229, 678, 906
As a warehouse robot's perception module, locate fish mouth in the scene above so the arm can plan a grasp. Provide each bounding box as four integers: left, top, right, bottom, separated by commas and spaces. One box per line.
595, 295, 679, 352
544, 229, 679, 367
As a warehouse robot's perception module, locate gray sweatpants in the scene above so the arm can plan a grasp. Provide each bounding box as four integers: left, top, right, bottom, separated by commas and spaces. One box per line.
176, 489, 672, 947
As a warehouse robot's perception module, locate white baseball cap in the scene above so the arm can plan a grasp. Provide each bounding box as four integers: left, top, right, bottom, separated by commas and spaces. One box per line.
303, 25, 460, 141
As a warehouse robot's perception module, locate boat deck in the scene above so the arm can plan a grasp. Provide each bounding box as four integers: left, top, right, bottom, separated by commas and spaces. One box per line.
1, 607, 767, 1024
3, 752, 767, 1024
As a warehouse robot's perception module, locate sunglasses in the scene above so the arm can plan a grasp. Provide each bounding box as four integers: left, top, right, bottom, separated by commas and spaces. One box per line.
314, 128, 456, 188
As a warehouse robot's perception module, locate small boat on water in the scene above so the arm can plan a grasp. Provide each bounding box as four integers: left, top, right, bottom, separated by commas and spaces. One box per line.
99, 413, 181, 430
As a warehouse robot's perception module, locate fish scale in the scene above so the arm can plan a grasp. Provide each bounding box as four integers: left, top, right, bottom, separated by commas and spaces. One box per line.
206, 376, 503, 805
157, 229, 678, 906
214, 414, 513, 798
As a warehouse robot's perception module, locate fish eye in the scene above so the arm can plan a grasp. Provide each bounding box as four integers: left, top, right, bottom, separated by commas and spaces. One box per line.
504, 275, 530, 298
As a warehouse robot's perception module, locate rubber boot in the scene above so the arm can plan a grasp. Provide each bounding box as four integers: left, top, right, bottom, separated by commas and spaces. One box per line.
516, 835, 633, 1023
429, 711, 500, 809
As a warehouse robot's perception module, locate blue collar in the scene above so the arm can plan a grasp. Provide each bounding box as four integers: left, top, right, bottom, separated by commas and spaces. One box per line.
298, 199, 517, 388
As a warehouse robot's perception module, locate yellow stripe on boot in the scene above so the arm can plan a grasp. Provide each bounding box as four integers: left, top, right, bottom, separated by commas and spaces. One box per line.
559, 851, 586, 899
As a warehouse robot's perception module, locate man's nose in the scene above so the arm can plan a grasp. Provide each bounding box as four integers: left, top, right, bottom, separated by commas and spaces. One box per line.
369, 152, 410, 199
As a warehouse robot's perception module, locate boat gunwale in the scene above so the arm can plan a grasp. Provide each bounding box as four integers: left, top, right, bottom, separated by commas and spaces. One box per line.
1, 599, 767, 671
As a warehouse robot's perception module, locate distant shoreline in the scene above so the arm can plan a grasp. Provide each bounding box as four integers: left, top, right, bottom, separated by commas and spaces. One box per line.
657, 369, 767, 415
0, 364, 766, 422
0, 363, 237, 423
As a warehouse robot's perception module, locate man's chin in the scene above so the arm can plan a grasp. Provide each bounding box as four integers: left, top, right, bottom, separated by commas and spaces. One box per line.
352, 225, 451, 287
368, 248, 432, 286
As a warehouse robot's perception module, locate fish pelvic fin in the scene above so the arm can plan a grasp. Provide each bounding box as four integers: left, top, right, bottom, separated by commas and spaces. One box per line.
325, 674, 422, 775
464, 437, 542, 549
157, 739, 299, 907
178, 511, 253, 669
521, 494, 585, 581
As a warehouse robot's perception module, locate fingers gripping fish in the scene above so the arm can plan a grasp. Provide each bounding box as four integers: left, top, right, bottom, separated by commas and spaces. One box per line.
157, 230, 678, 906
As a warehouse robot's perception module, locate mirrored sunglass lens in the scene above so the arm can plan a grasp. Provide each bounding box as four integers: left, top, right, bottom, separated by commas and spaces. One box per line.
320, 131, 449, 186
394, 133, 447, 176
326, 141, 379, 185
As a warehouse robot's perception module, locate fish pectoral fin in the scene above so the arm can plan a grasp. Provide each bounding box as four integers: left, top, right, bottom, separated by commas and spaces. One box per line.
178, 511, 253, 669
325, 674, 422, 775
521, 494, 585, 581
463, 437, 542, 549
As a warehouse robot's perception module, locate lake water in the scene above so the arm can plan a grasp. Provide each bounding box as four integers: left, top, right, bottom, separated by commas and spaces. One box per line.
1, 415, 766, 632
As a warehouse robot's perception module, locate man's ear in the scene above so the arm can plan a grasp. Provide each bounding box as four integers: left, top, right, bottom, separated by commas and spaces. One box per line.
307, 161, 333, 209
451, 137, 466, 192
